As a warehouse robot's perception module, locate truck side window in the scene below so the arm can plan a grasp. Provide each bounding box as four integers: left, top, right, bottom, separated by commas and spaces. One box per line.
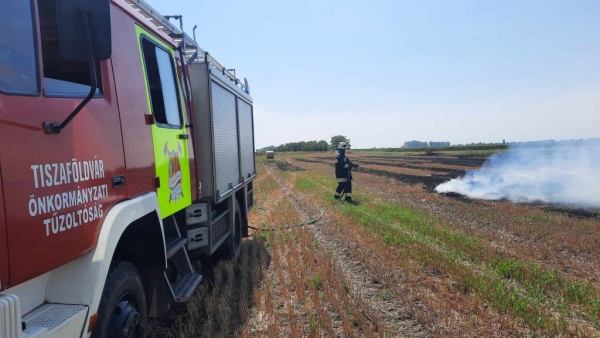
37, 0, 103, 98
141, 38, 182, 127
0, 0, 39, 95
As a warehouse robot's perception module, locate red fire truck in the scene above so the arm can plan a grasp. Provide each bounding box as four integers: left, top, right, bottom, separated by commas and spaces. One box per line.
0, 0, 256, 337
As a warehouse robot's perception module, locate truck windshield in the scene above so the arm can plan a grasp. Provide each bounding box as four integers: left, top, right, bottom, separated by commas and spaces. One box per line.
0, 0, 38, 94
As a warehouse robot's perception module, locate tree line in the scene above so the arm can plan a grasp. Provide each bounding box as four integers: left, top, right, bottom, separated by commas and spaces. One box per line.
273, 140, 330, 152
256, 136, 351, 153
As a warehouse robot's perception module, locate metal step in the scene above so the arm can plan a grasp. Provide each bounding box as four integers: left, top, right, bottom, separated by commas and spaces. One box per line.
22, 304, 87, 337
163, 215, 201, 304
172, 273, 202, 303
163, 216, 195, 275
165, 237, 187, 259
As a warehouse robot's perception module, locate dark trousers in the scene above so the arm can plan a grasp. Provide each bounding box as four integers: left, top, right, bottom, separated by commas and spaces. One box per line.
334, 181, 352, 199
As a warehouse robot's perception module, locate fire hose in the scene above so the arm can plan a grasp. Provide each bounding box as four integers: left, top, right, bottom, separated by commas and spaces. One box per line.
247, 161, 358, 232
248, 206, 323, 232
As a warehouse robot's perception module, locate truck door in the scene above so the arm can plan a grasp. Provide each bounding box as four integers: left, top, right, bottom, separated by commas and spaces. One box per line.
136, 26, 192, 218
0, 0, 125, 286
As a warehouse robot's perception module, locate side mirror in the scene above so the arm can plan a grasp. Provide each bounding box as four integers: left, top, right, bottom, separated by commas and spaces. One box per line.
56, 0, 112, 61
44, 0, 112, 134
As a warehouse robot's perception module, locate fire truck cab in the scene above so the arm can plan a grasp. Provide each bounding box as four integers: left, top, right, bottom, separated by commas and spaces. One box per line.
0, 0, 256, 337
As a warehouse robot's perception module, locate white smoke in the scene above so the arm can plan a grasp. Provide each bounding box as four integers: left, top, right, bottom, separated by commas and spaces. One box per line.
435, 140, 600, 207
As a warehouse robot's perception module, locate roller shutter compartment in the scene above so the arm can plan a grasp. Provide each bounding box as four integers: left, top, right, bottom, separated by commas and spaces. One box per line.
237, 98, 255, 181
211, 82, 240, 199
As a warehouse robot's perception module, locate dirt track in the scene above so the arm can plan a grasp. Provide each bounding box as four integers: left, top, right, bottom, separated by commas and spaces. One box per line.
266, 161, 427, 337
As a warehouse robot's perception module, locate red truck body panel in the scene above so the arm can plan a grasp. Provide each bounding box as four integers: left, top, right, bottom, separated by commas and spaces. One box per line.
0, 178, 8, 288
0, 59, 126, 286
0, 0, 202, 289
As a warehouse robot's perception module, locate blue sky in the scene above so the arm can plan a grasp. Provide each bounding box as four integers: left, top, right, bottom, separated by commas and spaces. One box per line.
151, 0, 600, 148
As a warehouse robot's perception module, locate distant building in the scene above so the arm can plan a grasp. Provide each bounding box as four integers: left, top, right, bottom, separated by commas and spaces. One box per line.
403, 141, 450, 148
428, 141, 451, 147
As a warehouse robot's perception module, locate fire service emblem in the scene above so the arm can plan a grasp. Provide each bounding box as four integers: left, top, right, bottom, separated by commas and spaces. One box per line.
164, 142, 183, 202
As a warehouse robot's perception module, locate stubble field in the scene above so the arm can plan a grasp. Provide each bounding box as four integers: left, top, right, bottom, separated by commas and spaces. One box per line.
150, 150, 600, 337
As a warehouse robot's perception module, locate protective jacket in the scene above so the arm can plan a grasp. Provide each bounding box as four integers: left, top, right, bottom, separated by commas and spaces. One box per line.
335, 149, 354, 182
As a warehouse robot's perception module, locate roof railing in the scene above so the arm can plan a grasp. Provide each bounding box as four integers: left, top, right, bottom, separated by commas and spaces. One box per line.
124, 0, 249, 94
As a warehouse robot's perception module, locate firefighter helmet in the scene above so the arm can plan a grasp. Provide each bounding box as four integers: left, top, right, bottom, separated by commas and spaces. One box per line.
338, 142, 349, 149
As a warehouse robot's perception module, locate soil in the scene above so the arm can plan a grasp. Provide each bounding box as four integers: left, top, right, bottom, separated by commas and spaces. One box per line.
536, 205, 600, 220
359, 155, 487, 167
358, 160, 463, 173
274, 160, 305, 172
355, 166, 453, 192
438, 192, 600, 220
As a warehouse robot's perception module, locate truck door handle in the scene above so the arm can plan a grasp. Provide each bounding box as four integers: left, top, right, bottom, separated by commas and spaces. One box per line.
112, 175, 126, 188
178, 134, 189, 139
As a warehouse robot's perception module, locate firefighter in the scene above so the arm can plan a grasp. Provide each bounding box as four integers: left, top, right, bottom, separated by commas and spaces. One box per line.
334, 141, 359, 202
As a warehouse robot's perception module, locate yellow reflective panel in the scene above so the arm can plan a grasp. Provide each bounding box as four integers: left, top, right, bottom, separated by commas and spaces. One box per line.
136, 25, 192, 217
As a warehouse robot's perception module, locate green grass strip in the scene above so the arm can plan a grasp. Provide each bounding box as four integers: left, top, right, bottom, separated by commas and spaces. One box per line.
293, 171, 599, 334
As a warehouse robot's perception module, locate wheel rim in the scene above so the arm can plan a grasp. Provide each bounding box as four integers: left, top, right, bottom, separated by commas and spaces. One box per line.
108, 293, 145, 338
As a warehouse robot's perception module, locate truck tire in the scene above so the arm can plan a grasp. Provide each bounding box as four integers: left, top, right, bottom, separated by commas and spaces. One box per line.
91, 260, 148, 338
220, 200, 242, 259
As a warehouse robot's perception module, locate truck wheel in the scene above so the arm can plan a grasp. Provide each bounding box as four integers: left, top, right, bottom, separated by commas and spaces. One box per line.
220, 201, 242, 259
91, 260, 147, 338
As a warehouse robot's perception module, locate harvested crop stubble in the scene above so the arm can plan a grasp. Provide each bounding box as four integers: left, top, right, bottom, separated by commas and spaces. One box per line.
290, 157, 600, 283
290, 169, 524, 336
287, 156, 600, 336
354, 169, 600, 283
246, 161, 393, 337
150, 153, 600, 337
271, 163, 395, 336
270, 178, 427, 336
148, 236, 269, 338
